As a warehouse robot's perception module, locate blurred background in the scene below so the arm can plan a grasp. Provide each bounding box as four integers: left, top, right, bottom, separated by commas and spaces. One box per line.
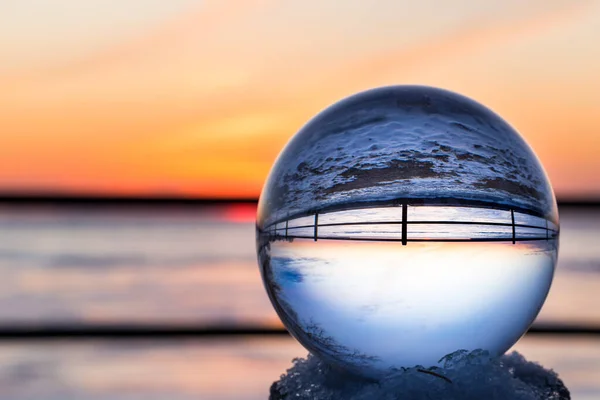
0, 1, 599, 399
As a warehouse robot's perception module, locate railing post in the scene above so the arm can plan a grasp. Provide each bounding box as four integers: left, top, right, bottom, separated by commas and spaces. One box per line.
314, 213, 319, 242
401, 202, 408, 246
511, 209, 516, 244
285, 220, 288, 238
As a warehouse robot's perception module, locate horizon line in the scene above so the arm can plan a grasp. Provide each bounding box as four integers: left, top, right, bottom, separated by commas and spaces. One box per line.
0, 193, 596, 207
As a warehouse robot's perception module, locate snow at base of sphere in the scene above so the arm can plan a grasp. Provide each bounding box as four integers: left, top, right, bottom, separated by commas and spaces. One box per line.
269, 350, 570, 400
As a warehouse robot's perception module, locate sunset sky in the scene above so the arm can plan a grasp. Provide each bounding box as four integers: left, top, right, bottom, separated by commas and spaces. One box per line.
0, 0, 599, 198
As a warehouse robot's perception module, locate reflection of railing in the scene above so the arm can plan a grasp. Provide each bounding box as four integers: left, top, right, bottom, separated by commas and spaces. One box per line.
263, 202, 558, 245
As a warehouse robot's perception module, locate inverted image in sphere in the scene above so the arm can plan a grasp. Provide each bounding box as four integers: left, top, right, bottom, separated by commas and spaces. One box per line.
256, 86, 559, 378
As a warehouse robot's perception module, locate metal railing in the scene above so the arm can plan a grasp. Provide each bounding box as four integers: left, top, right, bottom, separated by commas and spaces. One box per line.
262, 201, 558, 245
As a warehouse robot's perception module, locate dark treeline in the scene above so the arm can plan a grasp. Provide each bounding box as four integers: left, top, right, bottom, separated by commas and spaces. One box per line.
0, 194, 596, 207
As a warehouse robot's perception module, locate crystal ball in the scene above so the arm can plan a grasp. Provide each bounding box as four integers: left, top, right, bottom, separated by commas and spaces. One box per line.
256, 86, 559, 378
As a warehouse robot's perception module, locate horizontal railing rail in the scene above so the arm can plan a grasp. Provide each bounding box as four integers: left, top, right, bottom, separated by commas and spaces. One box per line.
262, 197, 557, 229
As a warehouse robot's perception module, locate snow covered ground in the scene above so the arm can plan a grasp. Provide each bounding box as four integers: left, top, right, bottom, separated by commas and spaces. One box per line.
271, 350, 570, 400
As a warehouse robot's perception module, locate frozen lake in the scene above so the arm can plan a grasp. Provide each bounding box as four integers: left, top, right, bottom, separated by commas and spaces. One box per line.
0, 204, 596, 398
0, 204, 595, 328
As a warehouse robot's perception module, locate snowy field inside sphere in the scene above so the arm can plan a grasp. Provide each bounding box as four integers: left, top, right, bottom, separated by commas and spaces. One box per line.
262, 239, 556, 377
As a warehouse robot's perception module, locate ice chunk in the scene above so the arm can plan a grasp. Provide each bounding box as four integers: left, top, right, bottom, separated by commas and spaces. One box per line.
270, 350, 570, 400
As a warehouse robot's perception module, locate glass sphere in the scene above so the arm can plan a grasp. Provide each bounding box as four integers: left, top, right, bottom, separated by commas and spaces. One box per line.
256, 86, 559, 379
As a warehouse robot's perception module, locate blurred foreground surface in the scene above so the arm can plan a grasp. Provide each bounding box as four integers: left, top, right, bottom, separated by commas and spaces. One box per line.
0, 336, 597, 400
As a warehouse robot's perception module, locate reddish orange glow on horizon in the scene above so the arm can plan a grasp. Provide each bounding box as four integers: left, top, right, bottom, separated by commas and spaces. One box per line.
0, 1, 599, 199
223, 204, 259, 223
